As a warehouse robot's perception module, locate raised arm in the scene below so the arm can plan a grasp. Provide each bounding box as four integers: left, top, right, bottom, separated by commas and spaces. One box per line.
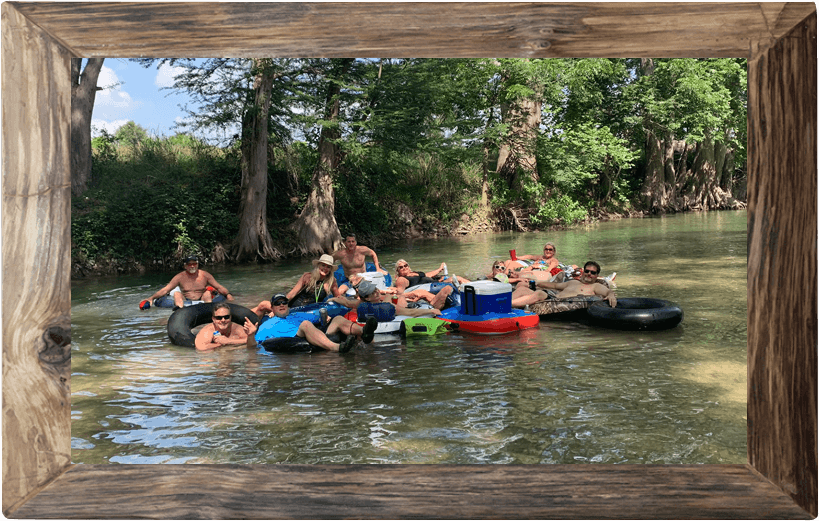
425, 262, 446, 278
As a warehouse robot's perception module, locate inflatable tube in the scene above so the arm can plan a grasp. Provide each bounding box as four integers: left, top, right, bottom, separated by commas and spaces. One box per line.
529, 295, 603, 319
344, 309, 411, 335
399, 318, 453, 336
260, 333, 343, 354
167, 302, 258, 348
404, 282, 461, 309
289, 302, 350, 322
334, 262, 392, 288
154, 292, 226, 308
586, 297, 683, 331
438, 307, 539, 335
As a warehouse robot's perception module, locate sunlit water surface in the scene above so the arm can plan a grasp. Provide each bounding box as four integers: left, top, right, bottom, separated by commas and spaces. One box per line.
71, 210, 747, 464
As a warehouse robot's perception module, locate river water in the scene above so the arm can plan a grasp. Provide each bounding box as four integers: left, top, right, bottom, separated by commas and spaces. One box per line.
70, 210, 747, 465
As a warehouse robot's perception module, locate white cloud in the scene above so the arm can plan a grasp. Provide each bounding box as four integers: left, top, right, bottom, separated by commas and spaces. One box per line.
91, 119, 129, 137
155, 63, 185, 88
94, 65, 133, 111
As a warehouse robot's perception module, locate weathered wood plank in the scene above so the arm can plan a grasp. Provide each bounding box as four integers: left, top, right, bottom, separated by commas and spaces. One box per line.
747, 11, 818, 518
1, 1, 817, 519
9, 2, 817, 59
1, 2, 73, 515
9, 464, 813, 519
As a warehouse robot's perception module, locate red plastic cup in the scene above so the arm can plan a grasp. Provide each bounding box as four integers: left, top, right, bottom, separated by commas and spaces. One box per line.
509, 249, 517, 260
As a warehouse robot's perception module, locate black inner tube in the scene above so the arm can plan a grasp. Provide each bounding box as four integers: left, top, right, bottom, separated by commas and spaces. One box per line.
586, 297, 683, 331
167, 303, 259, 348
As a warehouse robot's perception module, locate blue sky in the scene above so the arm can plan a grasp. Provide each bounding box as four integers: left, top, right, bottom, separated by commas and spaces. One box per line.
91, 58, 190, 137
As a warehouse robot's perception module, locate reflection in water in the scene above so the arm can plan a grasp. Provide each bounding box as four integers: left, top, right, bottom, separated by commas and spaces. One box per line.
71, 211, 747, 465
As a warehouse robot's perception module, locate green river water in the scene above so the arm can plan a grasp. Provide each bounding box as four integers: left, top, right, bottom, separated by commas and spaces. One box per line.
70, 210, 747, 465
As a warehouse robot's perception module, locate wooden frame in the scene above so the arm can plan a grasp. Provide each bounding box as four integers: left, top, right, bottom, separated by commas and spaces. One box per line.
2, 2, 816, 518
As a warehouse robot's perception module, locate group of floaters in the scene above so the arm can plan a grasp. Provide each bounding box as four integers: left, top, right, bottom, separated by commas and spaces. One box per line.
141, 234, 682, 353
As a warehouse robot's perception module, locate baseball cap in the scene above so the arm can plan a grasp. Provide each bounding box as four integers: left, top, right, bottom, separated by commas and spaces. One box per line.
271, 293, 289, 305
183, 255, 199, 264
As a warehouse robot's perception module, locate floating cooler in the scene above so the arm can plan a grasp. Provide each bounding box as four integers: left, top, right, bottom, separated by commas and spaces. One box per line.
358, 271, 388, 289
460, 280, 512, 315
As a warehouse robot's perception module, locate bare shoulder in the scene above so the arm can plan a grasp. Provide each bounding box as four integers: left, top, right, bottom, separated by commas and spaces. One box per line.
196, 323, 215, 338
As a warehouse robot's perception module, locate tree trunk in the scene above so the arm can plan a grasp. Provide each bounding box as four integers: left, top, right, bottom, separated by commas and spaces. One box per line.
640, 128, 668, 212
496, 97, 541, 192
289, 59, 353, 255
685, 135, 731, 209
70, 58, 104, 196
234, 59, 279, 262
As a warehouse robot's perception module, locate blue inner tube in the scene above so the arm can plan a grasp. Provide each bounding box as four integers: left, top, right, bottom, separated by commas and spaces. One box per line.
154, 293, 226, 308
586, 297, 683, 331
167, 302, 259, 348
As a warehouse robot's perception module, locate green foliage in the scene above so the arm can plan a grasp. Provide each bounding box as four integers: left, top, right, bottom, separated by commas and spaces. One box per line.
114, 121, 150, 148
77, 58, 747, 272
73, 134, 241, 268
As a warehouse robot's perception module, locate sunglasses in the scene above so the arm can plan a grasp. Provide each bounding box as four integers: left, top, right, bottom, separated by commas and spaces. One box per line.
396, 264, 409, 270
213, 314, 231, 321
544, 248, 555, 252
272, 300, 289, 306
493, 264, 505, 270
583, 269, 599, 275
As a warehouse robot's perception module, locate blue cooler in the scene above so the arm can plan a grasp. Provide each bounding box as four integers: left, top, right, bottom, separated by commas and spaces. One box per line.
460, 280, 512, 315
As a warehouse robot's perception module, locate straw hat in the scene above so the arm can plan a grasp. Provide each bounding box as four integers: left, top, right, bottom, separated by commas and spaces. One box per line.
312, 254, 336, 267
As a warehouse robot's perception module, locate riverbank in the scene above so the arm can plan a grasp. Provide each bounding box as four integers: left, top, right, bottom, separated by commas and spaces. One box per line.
70, 206, 745, 279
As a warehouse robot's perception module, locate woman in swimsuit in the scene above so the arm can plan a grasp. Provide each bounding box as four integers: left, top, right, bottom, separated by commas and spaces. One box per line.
285, 254, 341, 308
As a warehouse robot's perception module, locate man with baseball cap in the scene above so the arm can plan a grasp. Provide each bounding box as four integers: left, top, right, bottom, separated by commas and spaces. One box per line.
253, 293, 377, 353
144, 255, 233, 310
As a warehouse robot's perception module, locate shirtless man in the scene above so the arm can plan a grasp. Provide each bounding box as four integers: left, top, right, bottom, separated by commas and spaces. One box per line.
194, 303, 257, 352
331, 234, 387, 293
146, 256, 233, 310
511, 261, 616, 308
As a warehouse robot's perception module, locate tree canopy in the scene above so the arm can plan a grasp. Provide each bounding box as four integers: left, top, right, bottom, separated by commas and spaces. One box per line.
73, 58, 748, 273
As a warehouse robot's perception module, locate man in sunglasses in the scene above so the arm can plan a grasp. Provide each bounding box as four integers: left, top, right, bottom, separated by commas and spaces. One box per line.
255, 294, 378, 353
145, 255, 234, 310
194, 303, 258, 351
511, 261, 616, 308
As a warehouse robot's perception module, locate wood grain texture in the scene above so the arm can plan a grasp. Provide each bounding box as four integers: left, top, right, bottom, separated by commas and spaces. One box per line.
747, 12, 818, 518
1, 1, 816, 518
10, 464, 814, 519
1, 3, 73, 515
10, 2, 818, 59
